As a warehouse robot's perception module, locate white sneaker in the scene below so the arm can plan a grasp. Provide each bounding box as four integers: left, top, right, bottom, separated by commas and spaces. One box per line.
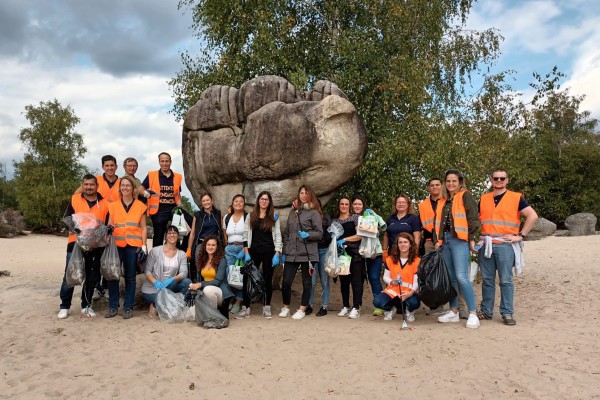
291, 310, 306, 320
278, 306, 290, 318
235, 306, 250, 319
57, 309, 70, 319
92, 289, 101, 300
348, 308, 360, 319
466, 314, 480, 329
437, 310, 460, 323
230, 303, 241, 314
262, 305, 272, 319
406, 310, 415, 322
80, 307, 96, 318
383, 308, 396, 321
337, 307, 350, 317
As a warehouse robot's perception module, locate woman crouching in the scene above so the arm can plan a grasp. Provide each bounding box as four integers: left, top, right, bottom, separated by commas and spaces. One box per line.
374, 232, 421, 322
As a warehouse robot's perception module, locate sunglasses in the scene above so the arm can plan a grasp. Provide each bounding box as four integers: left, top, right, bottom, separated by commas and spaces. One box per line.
492, 177, 507, 181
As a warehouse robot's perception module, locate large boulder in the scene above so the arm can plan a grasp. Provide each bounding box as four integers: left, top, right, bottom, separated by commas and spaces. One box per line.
527, 217, 557, 240
565, 213, 597, 236
182, 76, 367, 215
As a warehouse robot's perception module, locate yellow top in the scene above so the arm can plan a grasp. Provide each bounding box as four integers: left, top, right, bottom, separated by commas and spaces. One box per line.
201, 267, 216, 281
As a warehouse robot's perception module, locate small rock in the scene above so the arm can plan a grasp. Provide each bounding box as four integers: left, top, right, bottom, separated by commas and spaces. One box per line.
189, 383, 195, 390
565, 213, 597, 236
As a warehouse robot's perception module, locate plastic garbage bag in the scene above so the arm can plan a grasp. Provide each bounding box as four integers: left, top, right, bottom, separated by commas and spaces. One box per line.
194, 290, 229, 329
241, 261, 265, 302
359, 236, 378, 258
417, 248, 457, 309
100, 236, 122, 280
324, 221, 344, 277
63, 213, 110, 251
469, 261, 479, 283
171, 208, 190, 238
156, 289, 188, 323
66, 243, 85, 287
336, 251, 351, 276
227, 259, 244, 289
357, 212, 378, 238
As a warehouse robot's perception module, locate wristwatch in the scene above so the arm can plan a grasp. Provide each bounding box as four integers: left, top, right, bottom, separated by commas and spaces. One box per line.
518, 232, 526, 238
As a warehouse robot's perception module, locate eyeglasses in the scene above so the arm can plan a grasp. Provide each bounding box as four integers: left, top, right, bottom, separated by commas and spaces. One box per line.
492, 177, 507, 181
259, 198, 269, 202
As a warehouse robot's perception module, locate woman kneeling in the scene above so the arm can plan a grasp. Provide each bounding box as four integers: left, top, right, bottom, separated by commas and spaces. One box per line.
374, 232, 421, 322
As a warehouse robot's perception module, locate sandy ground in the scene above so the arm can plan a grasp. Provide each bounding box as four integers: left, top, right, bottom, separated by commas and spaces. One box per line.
1, 234, 599, 399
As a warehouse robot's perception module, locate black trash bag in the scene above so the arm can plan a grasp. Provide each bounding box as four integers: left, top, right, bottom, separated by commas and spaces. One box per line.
194, 290, 229, 329
241, 261, 265, 303
66, 243, 85, 287
417, 248, 457, 309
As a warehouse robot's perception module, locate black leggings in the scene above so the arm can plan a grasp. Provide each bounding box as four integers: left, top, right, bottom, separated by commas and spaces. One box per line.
244, 248, 274, 307
282, 261, 312, 307
340, 254, 365, 309
218, 297, 231, 320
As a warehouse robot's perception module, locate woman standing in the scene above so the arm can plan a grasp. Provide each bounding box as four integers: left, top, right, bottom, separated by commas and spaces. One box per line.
141, 225, 191, 318
351, 196, 387, 316
280, 185, 323, 320
237, 191, 282, 319
434, 169, 480, 329
222, 194, 248, 315
308, 199, 331, 317
373, 232, 421, 321
189, 235, 233, 318
106, 176, 147, 319
334, 197, 364, 319
187, 192, 223, 281
382, 195, 422, 261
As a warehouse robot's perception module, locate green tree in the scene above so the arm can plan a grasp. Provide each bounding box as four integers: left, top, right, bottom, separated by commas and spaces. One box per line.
0, 163, 19, 210
169, 0, 502, 211
13, 100, 87, 228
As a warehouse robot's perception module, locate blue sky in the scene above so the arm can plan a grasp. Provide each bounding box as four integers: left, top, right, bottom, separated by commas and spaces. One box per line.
0, 0, 598, 206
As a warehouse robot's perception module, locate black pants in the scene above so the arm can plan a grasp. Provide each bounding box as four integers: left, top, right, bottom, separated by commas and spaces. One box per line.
244, 248, 275, 307
282, 261, 312, 307
218, 297, 231, 320
151, 215, 169, 248
340, 254, 365, 309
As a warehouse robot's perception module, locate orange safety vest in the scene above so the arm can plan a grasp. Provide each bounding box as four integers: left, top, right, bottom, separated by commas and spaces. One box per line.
97, 175, 121, 203
382, 255, 420, 298
67, 195, 109, 244
419, 197, 446, 234
434, 191, 469, 244
480, 190, 521, 240
109, 200, 147, 247
146, 170, 182, 216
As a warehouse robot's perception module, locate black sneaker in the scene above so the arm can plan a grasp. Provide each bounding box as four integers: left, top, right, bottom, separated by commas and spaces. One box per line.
316, 307, 328, 317
305, 305, 313, 316
105, 308, 118, 318
123, 309, 133, 319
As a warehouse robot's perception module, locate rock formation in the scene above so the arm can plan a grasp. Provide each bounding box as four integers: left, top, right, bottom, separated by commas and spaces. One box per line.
182, 76, 367, 214
565, 213, 597, 236
527, 217, 557, 240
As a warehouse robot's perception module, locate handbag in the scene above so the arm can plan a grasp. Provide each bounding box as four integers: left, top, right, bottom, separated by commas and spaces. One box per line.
227, 259, 244, 289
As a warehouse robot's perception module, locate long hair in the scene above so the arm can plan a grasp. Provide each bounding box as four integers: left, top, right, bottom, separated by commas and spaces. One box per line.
296, 185, 322, 215
119, 175, 137, 199
250, 191, 275, 231
442, 169, 468, 199
391, 194, 415, 215
351, 195, 367, 215
334, 196, 351, 218
196, 235, 224, 270
390, 232, 418, 264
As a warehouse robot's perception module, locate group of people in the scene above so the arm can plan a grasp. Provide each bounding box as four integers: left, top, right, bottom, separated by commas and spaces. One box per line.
58, 154, 538, 330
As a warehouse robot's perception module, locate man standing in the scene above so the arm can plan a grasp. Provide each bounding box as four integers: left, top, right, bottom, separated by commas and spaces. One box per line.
418, 178, 445, 255
58, 174, 109, 319
140, 152, 183, 247
478, 169, 538, 326
75, 155, 120, 203
122, 156, 145, 202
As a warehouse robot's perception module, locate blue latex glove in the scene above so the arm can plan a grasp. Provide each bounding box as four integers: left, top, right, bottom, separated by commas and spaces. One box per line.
244, 253, 252, 263
337, 238, 346, 247
366, 208, 374, 215
237, 250, 245, 260
298, 231, 310, 239
163, 277, 175, 288
282, 255, 286, 264
153, 280, 163, 290
272, 254, 280, 267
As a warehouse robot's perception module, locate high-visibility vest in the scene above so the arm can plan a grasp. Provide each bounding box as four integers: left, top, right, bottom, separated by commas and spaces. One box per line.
97, 175, 121, 203
382, 255, 420, 298
434, 191, 469, 244
109, 200, 147, 247
67, 195, 109, 244
419, 197, 446, 234
480, 190, 521, 238
146, 170, 182, 216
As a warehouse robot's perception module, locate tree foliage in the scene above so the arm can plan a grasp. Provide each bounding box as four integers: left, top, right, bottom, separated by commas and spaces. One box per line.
13, 100, 87, 228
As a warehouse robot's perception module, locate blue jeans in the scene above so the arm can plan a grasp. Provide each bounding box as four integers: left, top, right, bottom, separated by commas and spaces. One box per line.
142, 278, 192, 305
373, 292, 420, 312
442, 233, 476, 312
309, 247, 330, 308
225, 244, 244, 301
479, 243, 515, 316
366, 256, 383, 297
108, 245, 138, 310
